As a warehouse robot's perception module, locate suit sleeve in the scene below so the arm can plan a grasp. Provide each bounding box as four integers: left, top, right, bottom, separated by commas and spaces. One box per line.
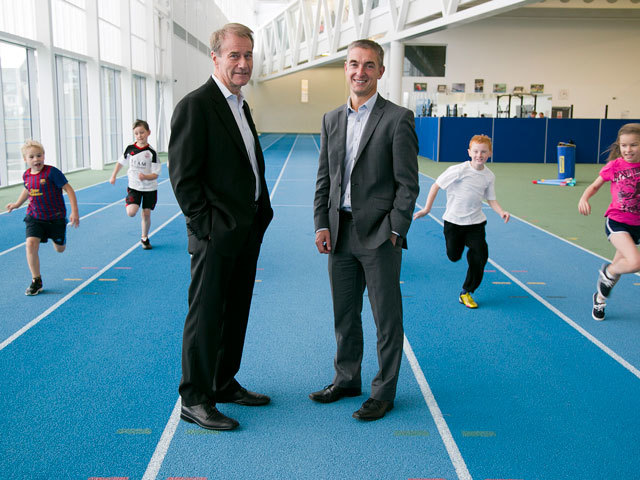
168, 95, 211, 240
313, 113, 331, 232
390, 109, 419, 237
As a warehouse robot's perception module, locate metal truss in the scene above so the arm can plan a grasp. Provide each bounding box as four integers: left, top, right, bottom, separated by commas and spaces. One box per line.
254, 0, 538, 81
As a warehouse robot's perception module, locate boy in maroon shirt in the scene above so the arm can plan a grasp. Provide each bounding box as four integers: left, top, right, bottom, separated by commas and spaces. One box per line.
6, 140, 79, 295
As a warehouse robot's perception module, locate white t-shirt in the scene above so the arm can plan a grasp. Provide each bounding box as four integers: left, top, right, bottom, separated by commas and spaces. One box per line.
436, 161, 496, 225
119, 143, 161, 192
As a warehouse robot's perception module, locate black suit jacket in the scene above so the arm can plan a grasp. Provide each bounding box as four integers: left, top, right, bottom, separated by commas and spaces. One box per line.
168, 77, 273, 255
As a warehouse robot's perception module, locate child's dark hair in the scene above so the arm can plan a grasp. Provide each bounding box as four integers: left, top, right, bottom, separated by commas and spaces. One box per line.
133, 119, 150, 131
606, 123, 640, 162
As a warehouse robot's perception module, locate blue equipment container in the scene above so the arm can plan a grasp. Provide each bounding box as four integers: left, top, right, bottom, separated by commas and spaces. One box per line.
557, 143, 576, 179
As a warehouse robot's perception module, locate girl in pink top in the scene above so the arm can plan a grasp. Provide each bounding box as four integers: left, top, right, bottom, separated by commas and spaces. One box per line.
579, 123, 640, 320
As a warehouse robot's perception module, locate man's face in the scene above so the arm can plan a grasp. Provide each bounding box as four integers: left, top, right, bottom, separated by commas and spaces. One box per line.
344, 46, 384, 99
212, 33, 253, 94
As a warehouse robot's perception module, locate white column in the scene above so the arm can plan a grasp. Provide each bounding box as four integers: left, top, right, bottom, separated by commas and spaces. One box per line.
120, 0, 133, 142
86, 0, 104, 170
388, 40, 404, 106
34, 0, 58, 168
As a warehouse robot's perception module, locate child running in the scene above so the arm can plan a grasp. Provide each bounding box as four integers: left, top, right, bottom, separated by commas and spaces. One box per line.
6, 140, 79, 295
413, 134, 510, 308
110, 120, 160, 249
578, 123, 640, 321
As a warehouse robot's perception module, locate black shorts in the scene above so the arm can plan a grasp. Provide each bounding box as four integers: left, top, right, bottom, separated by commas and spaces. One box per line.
605, 218, 640, 245
24, 215, 67, 245
126, 188, 158, 210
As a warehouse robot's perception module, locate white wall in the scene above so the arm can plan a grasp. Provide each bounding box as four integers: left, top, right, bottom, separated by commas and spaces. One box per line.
248, 66, 348, 133
405, 15, 640, 119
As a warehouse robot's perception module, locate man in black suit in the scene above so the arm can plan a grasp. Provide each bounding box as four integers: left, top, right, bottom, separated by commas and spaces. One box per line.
168, 23, 273, 431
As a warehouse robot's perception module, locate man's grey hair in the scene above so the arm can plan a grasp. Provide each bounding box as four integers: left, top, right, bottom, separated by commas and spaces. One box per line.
347, 39, 384, 66
210, 23, 254, 54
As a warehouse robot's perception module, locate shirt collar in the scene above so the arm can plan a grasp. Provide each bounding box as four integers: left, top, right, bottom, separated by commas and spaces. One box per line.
212, 74, 244, 105
347, 92, 378, 114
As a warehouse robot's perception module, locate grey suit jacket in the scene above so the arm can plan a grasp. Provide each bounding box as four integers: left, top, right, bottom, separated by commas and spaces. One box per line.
313, 95, 419, 250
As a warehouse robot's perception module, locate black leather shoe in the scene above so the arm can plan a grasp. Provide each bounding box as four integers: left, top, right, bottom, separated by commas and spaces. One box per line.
217, 387, 270, 406
352, 398, 394, 421
180, 402, 239, 430
309, 384, 362, 403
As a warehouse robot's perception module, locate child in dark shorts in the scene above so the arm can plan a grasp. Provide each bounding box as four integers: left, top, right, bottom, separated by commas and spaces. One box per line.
6, 140, 79, 295
110, 120, 160, 250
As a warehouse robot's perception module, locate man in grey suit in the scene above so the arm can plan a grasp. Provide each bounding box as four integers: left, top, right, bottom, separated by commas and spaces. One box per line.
310, 39, 419, 421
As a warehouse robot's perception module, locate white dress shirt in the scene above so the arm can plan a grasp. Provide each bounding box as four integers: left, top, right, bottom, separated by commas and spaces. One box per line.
212, 74, 261, 201
341, 93, 378, 211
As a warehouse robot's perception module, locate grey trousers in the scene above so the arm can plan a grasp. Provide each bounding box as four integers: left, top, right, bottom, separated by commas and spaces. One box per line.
328, 214, 404, 402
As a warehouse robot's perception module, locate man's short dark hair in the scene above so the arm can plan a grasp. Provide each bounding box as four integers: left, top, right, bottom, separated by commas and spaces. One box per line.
347, 39, 384, 66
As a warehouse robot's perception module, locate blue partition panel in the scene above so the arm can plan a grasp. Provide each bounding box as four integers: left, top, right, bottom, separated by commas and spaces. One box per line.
599, 119, 640, 163
492, 118, 546, 163
438, 118, 493, 163
546, 119, 600, 164
415, 117, 439, 160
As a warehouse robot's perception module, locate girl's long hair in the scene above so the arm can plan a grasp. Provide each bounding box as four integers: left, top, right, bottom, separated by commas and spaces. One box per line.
606, 123, 640, 162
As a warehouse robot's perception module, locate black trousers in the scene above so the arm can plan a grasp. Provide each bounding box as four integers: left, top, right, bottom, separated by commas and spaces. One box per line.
443, 220, 488, 294
179, 216, 262, 407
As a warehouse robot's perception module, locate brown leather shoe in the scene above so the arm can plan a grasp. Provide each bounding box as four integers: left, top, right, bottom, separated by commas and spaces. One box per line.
180, 402, 239, 430
309, 384, 362, 403
352, 398, 394, 421
217, 387, 270, 406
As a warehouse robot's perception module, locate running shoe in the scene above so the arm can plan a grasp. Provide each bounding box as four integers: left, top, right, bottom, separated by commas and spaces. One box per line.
25, 277, 43, 296
141, 237, 152, 250
597, 263, 619, 298
459, 292, 478, 309
592, 292, 606, 321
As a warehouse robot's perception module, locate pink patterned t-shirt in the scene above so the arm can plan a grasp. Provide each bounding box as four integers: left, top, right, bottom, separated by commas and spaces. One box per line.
599, 157, 640, 226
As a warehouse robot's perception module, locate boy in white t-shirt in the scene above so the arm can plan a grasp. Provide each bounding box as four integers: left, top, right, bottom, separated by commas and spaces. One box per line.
110, 119, 161, 249
413, 134, 510, 308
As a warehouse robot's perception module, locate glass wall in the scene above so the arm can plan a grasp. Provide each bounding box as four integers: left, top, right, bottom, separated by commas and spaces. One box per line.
101, 67, 122, 164
0, 41, 38, 186
132, 74, 147, 121
55, 55, 89, 172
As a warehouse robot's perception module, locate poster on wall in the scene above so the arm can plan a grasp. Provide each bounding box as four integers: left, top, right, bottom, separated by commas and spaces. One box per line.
493, 83, 507, 93
452, 83, 465, 93
414, 82, 427, 92
437, 84, 447, 93
530, 84, 544, 94
301, 79, 309, 103
513, 86, 524, 94
474, 79, 484, 93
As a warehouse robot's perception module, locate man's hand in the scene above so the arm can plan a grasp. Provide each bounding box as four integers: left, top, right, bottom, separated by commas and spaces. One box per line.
390, 233, 398, 247
315, 230, 332, 254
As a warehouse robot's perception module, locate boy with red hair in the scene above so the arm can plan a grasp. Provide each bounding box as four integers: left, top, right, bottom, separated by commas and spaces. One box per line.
414, 134, 510, 308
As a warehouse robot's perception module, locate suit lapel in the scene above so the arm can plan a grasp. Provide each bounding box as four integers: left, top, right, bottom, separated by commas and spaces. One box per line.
208, 77, 250, 162
354, 95, 385, 163
335, 108, 348, 177
243, 101, 264, 176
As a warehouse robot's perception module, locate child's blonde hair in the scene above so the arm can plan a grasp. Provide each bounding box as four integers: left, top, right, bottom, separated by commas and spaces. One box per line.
21, 140, 45, 157
607, 123, 640, 162
469, 134, 492, 151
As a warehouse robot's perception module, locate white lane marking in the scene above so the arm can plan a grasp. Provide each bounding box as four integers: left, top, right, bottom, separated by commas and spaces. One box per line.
416, 195, 640, 381
140, 135, 298, 480
0, 211, 182, 352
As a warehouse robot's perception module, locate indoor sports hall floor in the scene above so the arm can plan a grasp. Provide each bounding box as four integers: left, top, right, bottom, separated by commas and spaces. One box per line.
1, 133, 638, 480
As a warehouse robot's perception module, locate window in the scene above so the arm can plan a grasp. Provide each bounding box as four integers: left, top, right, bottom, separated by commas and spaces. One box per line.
0, 41, 39, 186
101, 67, 122, 164
404, 45, 446, 77
132, 74, 147, 122
55, 55, 90, 172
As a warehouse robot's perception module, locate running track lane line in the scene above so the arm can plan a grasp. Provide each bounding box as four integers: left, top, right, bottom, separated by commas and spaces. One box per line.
0, 209, 182, 352
310, 136, 470, 479
141, 134, 300, 480
420, 202, 640, 382
0, 179, 171, 258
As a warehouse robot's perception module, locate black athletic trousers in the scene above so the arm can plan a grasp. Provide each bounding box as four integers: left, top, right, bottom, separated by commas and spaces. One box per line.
443, 220, 488, 294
